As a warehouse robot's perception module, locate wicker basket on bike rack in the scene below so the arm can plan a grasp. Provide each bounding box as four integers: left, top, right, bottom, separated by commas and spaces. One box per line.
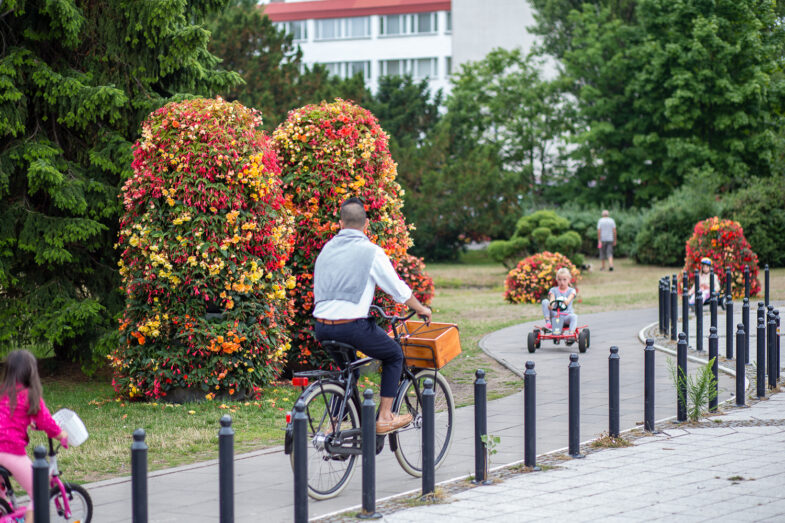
392, 321, 461, 369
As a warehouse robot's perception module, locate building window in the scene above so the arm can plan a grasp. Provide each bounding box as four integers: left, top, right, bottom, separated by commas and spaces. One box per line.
380, 58, 438, 79
380, 13, 438, 36
446, 11, 452, 33
446, 56, 452, 76
319, 61, 371, 80
315, 17, 370, 40
277, 20, 308, 42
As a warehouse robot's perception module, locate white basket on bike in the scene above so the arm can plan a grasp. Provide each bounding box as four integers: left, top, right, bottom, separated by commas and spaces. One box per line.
52, 409, 89, 447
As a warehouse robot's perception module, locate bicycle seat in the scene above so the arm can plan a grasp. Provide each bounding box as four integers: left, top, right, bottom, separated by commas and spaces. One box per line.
319, 340, 358, 369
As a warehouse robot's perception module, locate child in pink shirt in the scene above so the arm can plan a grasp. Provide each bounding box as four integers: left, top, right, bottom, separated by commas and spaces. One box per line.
0, 350, 68, 522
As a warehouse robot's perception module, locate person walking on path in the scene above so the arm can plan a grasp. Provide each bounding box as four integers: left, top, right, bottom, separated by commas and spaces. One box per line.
312, 197, 432, 435
597, 210, 616, 271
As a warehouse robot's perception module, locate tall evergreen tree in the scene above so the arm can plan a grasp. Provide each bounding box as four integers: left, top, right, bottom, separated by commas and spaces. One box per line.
0, 0, 240, 360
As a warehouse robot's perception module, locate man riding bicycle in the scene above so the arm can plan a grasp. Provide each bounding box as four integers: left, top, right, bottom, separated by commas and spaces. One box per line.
313, 197, 432, 435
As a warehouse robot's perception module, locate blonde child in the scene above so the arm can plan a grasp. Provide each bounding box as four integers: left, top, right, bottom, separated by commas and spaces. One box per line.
541, 267, 578, 332
0, 350, 68, 522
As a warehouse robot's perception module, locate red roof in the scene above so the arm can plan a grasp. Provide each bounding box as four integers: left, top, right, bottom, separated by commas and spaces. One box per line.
263, 0, 451, 22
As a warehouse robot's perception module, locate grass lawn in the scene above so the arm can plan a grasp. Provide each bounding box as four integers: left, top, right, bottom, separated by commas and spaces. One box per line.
27, 254, 785, 483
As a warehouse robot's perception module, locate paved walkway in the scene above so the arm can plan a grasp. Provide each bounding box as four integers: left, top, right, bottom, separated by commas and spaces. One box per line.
383, 389, 785, 522
84, 303, 779, 522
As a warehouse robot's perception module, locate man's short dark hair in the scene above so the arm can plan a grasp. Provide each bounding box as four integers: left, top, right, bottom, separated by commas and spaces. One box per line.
340, 197, 367, 228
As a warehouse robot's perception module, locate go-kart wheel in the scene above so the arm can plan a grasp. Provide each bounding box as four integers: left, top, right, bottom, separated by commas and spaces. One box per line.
578, 330, 589, 353
527, 332, 537, 353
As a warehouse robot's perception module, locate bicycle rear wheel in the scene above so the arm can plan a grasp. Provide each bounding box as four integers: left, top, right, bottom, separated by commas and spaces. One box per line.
392, 370, 455, 477
290, 382, 360, 500
0, 498, 13, 515
50, 482, 92, 522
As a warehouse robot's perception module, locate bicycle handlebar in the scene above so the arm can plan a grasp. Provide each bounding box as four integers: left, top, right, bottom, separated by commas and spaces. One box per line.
369, 305, 419, 323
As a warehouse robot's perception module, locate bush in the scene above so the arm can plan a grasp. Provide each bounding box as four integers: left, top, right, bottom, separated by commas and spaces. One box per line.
721, 176, 785, 267
634, 187, 719, 266
682, 217, 761, 298
273, 99, 412, 366
503, 252, 581, 304
489, 210, 584, 268
394, 254, 434, 305
112, 98, 295, 400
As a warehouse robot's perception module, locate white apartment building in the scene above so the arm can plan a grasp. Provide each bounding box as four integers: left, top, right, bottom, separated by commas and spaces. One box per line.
263, 0, 542, 95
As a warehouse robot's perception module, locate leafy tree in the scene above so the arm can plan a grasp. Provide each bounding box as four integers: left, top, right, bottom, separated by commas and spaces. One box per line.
0, 0, 240, 360
632, 0, 785, 191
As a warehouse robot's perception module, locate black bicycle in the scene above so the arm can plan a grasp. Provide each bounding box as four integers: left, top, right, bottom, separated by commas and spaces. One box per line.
284, 305, 456, 500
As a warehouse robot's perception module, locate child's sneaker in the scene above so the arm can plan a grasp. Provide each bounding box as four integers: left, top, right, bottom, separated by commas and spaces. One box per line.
545, 322, 552, 330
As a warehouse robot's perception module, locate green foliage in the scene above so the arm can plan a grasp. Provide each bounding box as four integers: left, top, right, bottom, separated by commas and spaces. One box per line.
721, 176, 785, 267
0, 0, 241, 362
488, 210, 583, 268
669, 357, 718, 422
634, 187, 719, 266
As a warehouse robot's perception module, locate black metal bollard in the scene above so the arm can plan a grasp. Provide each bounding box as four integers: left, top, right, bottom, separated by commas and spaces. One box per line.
360, 389, 381, 519
725, 268, 732, 297
676, 333, 687, 422
743, 298, 750, 364
744, 265, 750, 299
644, 338, 655, 432
219, 415, 234, 523
132, 428, 148, 523
725, 295, 734, 359
708, 327, 719, 412
695, 291, 704, 352
671, 284, 678, 341
609, 347, 620, 438
33, 445, 49, 523
775, 310, 781, 382
736, 324, 746, 407
568, 354, 583, 458
758, 302, 766, 332
757, 317, 766, 398
768, 314, 777, 389
764, 264, 770, 307
524, 361, 537, 468
658, 279, 665, 334
422, 379, 435, 497
473, 369, 488, 484
682, 273, 690, 341
663, 278, 671, 335
293, 399, 308, 523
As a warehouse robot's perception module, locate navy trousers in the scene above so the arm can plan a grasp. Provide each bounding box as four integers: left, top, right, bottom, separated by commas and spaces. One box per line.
314, 318, 403, 397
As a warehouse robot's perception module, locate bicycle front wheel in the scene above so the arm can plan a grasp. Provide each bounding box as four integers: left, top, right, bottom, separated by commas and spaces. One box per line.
392, 370, 455, 477
290, 382, 360, 500
50, 482, 92, 522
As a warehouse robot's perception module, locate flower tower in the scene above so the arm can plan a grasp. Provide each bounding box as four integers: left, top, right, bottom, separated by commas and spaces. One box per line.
113, 98, 295, 401
394, 254, 435, 306
683, 217, 760, 298
273, 99, 414, 366
503, 252, 580, 304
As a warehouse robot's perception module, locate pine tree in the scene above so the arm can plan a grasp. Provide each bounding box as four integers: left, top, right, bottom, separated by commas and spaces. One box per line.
0, 0, 240, 360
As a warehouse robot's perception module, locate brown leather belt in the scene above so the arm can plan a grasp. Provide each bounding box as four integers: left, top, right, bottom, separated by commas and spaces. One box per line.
315, 318, 363, 325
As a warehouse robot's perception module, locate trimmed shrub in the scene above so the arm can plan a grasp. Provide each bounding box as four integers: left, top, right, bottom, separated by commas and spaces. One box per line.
682, 217, 761, 298
504, 251, 581, 304
273, 99, 413, 366
635, 188, 719, 266
721, 176, 785, 267
395, 254, 435, 306
113, 98, 295, 401
489, 210, 584, 268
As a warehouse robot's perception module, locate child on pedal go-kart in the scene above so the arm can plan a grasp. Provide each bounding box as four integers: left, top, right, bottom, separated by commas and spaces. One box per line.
541, 267, 578, 334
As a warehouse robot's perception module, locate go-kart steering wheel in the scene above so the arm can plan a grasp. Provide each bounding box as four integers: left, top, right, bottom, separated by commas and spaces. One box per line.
550, 298, 568, 312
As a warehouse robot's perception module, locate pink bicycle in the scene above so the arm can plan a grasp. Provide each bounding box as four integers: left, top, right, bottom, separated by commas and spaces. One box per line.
0, 414, 92, 523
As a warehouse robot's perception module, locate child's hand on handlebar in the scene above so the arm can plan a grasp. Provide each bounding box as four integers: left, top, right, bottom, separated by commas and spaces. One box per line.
58, 431, 69, 449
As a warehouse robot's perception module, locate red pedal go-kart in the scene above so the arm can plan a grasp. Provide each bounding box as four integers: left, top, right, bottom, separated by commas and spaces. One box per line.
527, 297, 590, 353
